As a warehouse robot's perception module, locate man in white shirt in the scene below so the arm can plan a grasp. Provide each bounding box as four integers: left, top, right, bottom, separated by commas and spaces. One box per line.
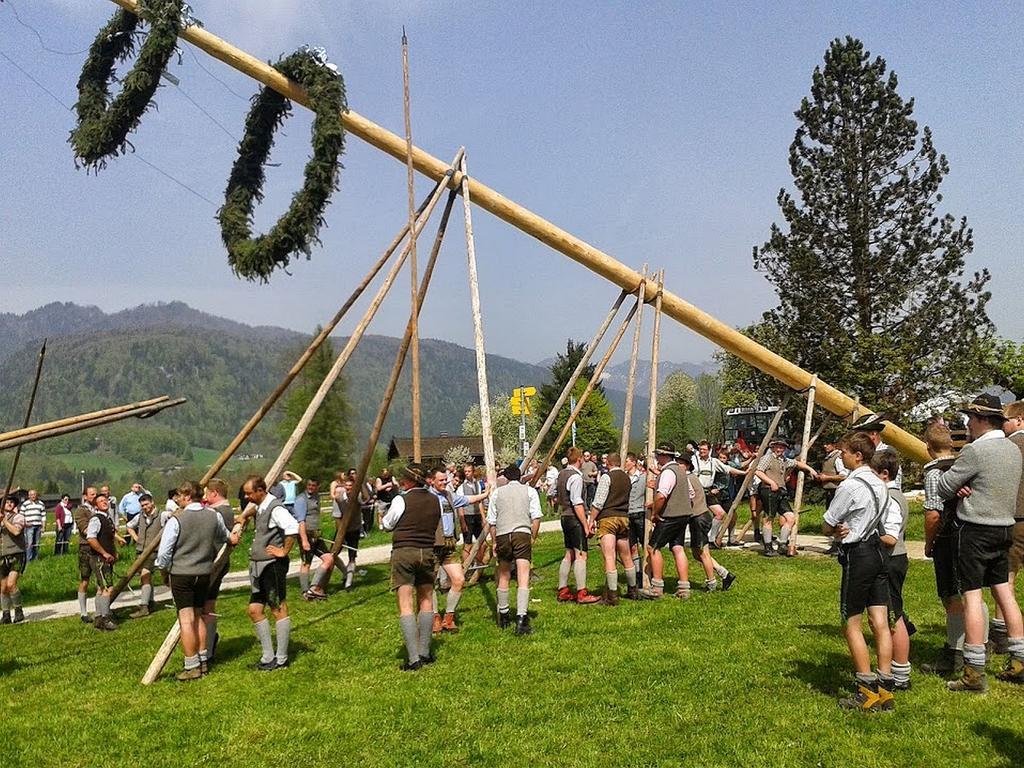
691, 442, 746, 549
487, 465, 543, 634
555, 447, 600, 604
822, 432, 901, 712
241, 475, 299, 671
18, 490, 45, 563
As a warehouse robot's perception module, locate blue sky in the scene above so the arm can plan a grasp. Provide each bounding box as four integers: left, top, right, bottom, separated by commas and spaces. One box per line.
2, 1, 1021, 366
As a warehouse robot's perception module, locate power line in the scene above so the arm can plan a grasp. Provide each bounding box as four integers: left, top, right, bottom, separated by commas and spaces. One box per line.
186, 43, 250, 102
0, 45, 219, 211
2, 0, 91, 56
169, 80, 240, 143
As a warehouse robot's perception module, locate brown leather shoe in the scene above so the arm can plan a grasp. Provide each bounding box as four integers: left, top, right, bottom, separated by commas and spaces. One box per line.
176, 667, 203, 682
601, 587, 619, 606
441, 612, 459, 633
431, 612, 443, 635
575, 589, 601, 605
623, 585, 641, 600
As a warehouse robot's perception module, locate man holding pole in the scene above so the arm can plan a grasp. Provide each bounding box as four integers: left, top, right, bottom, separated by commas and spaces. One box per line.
754, 439, 818, 557
586, 453, 640, 603
155, 481, 229, 680
293, 478, 335, 596
241, 475, 299, 671
381, 464, 442, 671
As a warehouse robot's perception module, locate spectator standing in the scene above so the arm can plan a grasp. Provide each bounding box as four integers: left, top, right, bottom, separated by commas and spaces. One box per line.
54, 494, 73, 555
100, 485, 119, 531
19, 490, 45, 563
581, 451, 599, 508
118, 483, 149, 529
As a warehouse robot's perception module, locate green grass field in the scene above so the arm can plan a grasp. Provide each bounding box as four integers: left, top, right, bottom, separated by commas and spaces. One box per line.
2, 532, 1021, 768
43, 451, 140, 476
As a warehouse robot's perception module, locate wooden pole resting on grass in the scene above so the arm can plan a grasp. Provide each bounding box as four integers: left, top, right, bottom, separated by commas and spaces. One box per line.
788, 375, 817, 556
107, 0, 927, 464
724, 391, 794, 542
519, 289, 629, 473
619, 267, 647, 458
0, 398, 186, 453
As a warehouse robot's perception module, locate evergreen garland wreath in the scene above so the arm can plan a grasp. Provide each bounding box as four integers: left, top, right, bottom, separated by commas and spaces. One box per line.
69, 0, 185, 170
218, 49, 347, 282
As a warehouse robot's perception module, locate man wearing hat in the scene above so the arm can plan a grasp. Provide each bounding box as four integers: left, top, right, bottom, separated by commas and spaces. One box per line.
936, 393, 1024, 690
753, 439, 818, 557
381, 463, 444, 670
642, 442, 694, 600
849, 413, 903, 489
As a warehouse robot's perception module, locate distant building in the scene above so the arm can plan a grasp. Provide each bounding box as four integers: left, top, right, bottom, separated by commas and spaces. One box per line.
387, 434, 500, 466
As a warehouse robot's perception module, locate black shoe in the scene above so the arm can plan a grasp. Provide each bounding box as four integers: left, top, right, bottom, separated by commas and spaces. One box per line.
722, 573, 736, 591
13, 608, 25, 624
515, 615, 533, 636
256, 659, 278, 672
0, 612, 10, 625
893, 679, 911, 691
419, 653, 437, 665
401, 660, 423, 672
497, 611, 512, 630
80, 614, 93, 624
275, 658, 290, 670
762, 545, 777, 558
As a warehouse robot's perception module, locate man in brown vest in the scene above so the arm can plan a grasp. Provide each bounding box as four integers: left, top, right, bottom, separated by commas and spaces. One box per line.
382, 463, 443, 670
587, 453, 640, 603
85, 492, 122, 631
555, 447, 600, 604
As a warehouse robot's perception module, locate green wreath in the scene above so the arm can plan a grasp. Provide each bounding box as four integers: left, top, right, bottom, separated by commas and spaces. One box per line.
218, 49, 347, 282
69, 0, 185, 170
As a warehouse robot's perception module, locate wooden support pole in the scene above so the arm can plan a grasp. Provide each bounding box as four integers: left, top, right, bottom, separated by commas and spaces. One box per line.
108, 0, 928, 464
402, 27, 422, 463
640, 271, 664, 587
324, 188, 457, 566
619, 266, 647, 457
535, 296, 641, 479
122, 151, 464, 607
724, 391, 794, 542
200, 182, 442, 482
459, 155, 498, 493
0, 398, 186, 452
788, 376, 817, 556
1, 341, 46, 499
519, 289, 628, 472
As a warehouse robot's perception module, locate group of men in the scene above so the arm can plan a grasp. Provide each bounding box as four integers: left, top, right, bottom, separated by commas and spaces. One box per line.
817, 395, 1024, 711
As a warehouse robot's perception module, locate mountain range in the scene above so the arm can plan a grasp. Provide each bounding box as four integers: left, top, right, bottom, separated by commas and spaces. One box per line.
0, 302, 711, 453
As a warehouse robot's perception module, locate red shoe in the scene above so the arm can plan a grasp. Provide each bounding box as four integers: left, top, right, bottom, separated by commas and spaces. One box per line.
557, 587, 577, 603
431, 613, 443, 635
441, 613, 459, 633
575, 589, 601, 605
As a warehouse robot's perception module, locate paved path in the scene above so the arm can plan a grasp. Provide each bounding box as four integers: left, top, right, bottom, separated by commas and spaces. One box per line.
19, 520, 928, 624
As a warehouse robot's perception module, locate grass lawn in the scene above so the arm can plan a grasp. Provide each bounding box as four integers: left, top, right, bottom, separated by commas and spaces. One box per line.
42, 451, 140, 476
2, 533, 1022, 768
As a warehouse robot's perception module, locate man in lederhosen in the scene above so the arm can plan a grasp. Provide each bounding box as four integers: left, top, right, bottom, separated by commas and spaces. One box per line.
202, 478, 236, 663
754, 439, 817, 557
126, 493, 162, 618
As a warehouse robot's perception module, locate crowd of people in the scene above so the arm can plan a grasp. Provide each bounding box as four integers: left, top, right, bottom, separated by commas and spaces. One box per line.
0, 393, 1021, 706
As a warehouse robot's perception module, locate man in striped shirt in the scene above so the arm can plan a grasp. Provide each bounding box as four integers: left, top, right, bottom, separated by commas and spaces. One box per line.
19, 490, 45, 563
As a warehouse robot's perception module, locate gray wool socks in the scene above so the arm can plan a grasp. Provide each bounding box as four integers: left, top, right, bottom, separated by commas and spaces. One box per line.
399, 615, 419, 662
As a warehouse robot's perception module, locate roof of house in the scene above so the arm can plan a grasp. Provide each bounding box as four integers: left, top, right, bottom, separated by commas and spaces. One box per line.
387, 434, 500, 460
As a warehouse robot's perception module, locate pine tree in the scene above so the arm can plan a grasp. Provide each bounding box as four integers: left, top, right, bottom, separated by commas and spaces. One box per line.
537, 340, 618, 453
729, 37, 992, 418
278, 328, 354, 482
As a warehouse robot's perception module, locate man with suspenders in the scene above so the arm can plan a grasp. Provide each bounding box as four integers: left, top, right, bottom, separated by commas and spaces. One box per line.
555, 447, 600, 604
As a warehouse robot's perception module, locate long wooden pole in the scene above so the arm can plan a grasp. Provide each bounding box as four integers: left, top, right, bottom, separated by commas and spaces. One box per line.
0, 398, 186, 452
121, 152, 463, 606
640, 272, 664, 587
619, 266, 646, 457
520, 290, 628, 472
107, 0, 926, 464
323, 188, 458, 569
1, 341, 46, 499
200, 182, 441, 481
724, 391, 794, 543
0, 396, 166, 444
459, 155, 498, 492
788, 375, 817, 556
402, 27, 422, 463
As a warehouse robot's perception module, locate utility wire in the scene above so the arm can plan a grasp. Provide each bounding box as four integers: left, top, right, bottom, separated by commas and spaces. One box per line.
2, 0, 91, 56
185, 43, 250, 102
0, 48, 72, 111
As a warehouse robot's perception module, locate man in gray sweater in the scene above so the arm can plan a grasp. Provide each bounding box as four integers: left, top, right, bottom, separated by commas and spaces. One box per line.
937, 393, 1024, 691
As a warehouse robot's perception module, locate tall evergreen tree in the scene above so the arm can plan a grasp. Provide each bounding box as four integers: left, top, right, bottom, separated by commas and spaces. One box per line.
727, 37, 992, 418
537, 340, 618, 453
278, 328, 354, 482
